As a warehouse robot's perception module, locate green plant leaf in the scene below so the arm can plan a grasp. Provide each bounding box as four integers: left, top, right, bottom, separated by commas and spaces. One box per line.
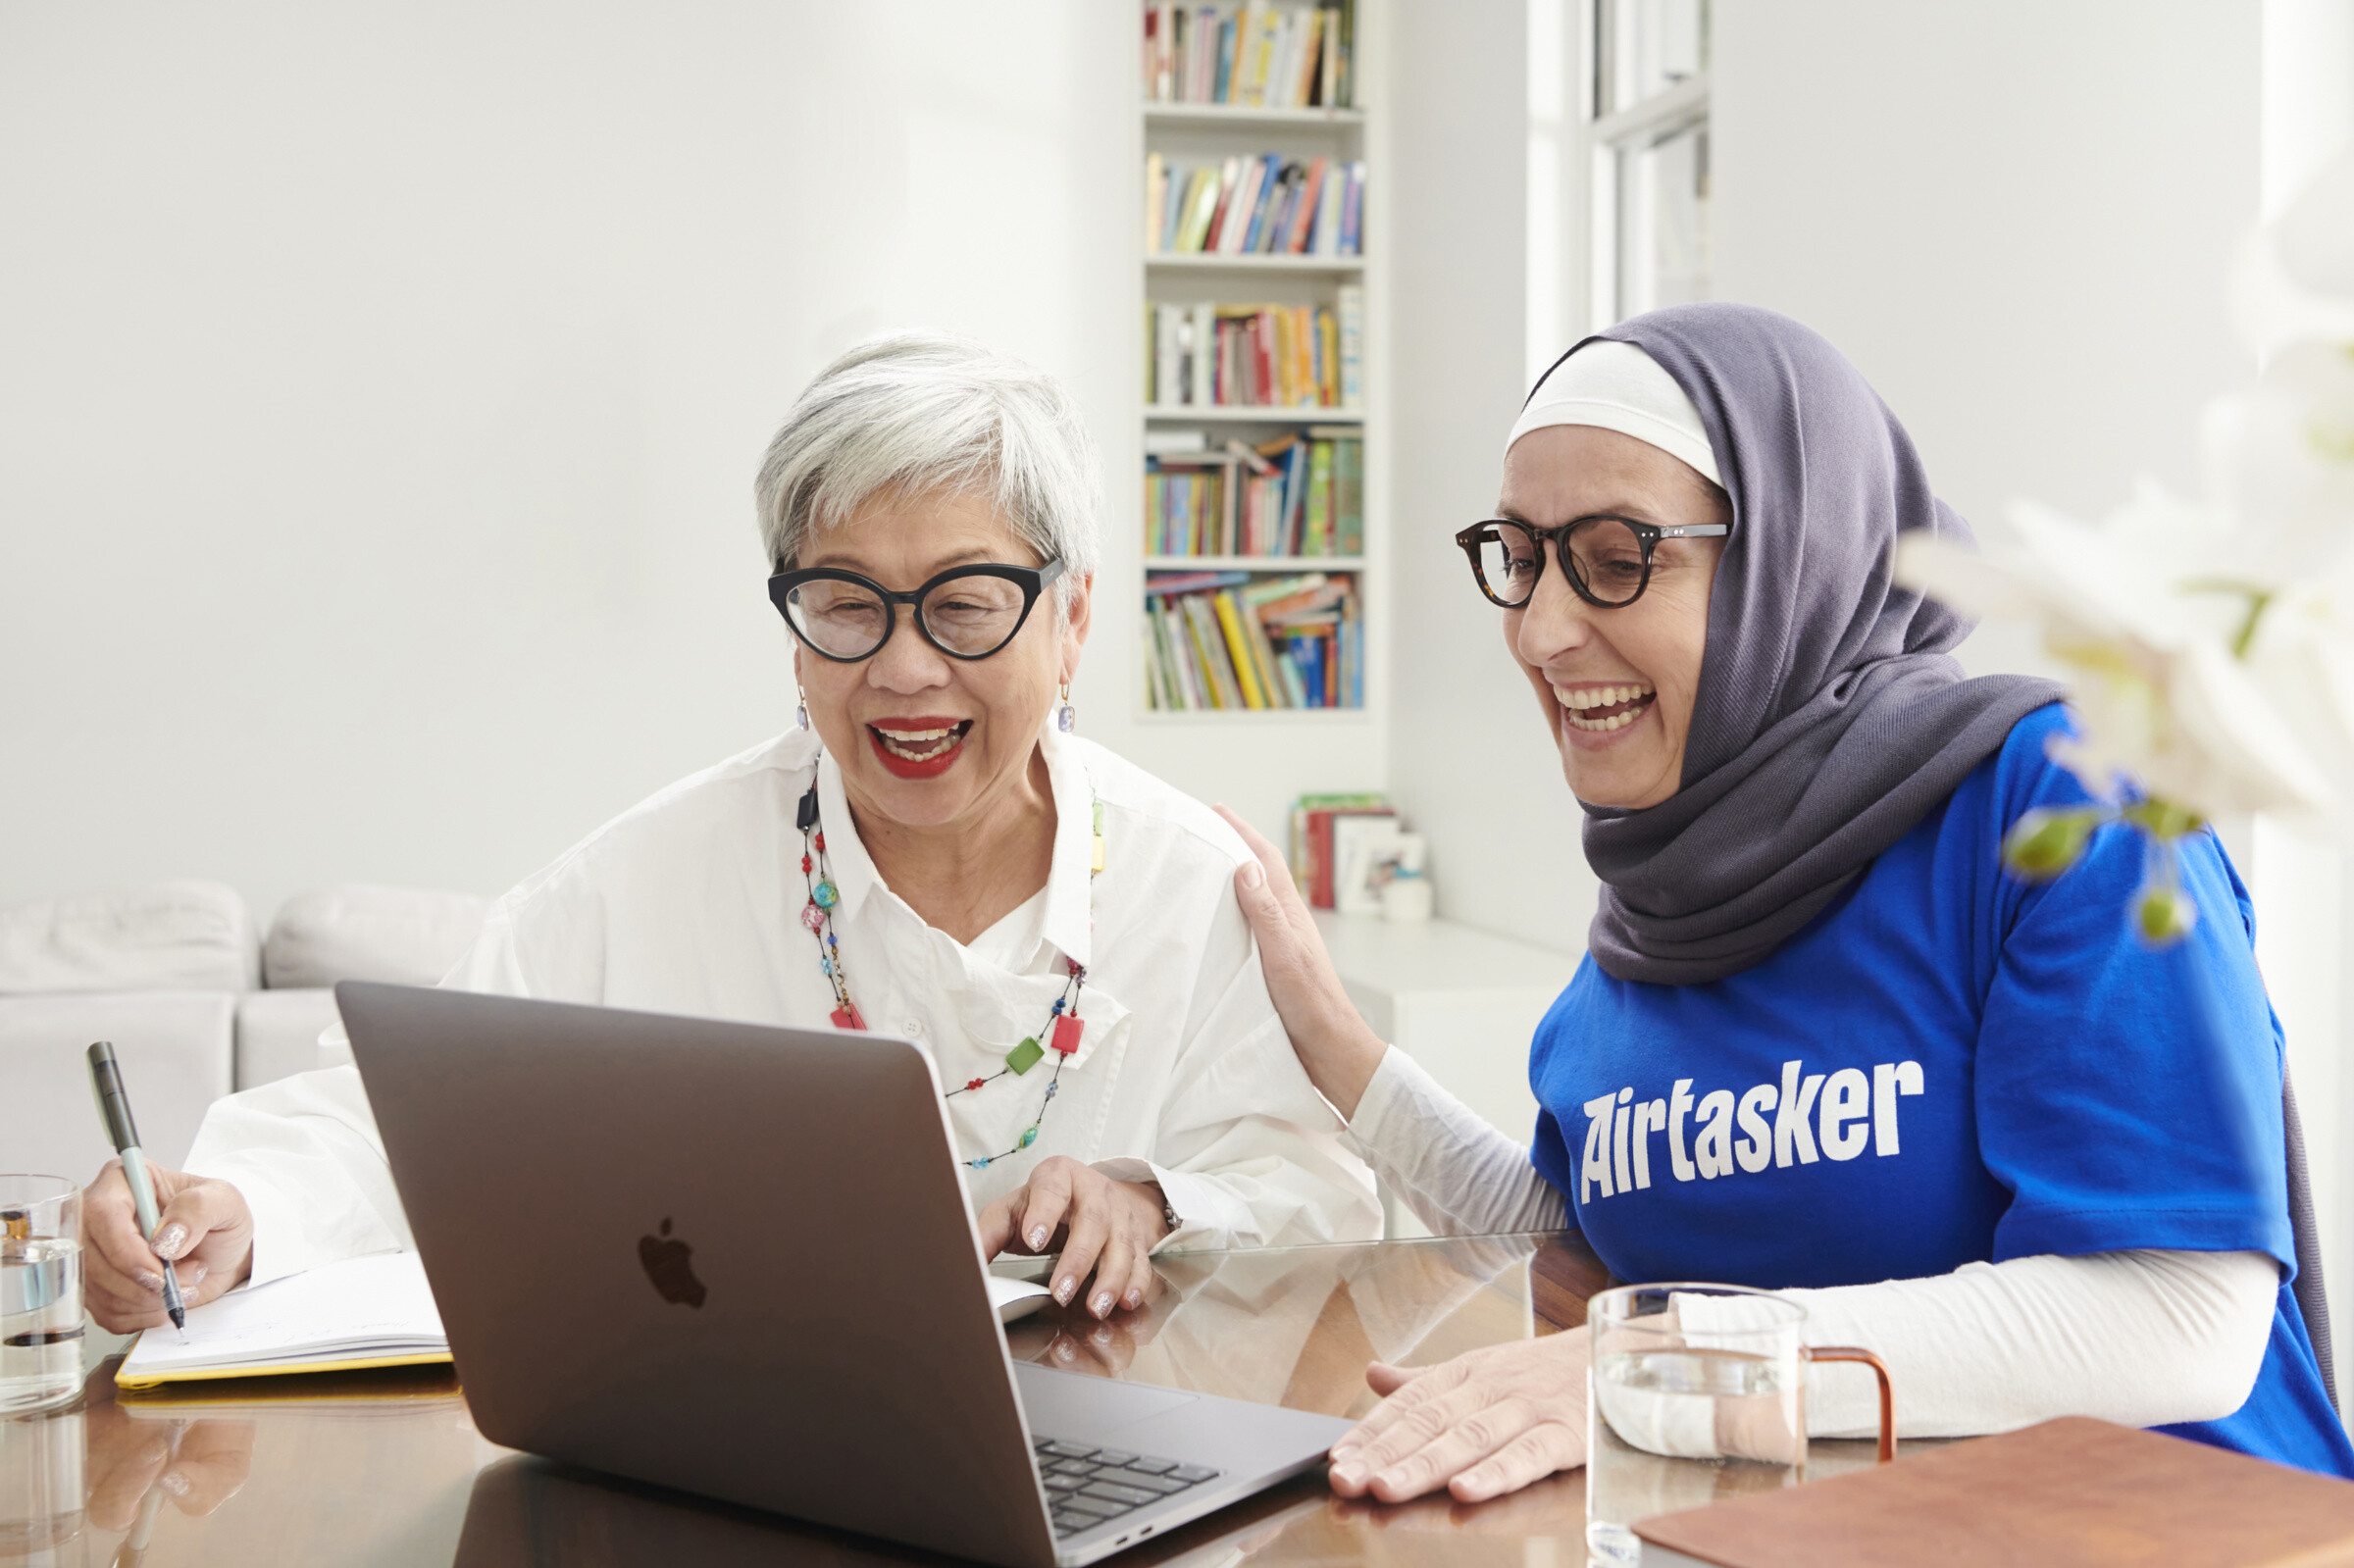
2001, 806, 2110, 880
2120, 798, 2206, 839
2136, 885, 2199, 944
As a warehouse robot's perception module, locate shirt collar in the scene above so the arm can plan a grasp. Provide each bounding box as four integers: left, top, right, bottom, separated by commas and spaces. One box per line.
812, 719, 1094, 969
1037, 723, 1096, 972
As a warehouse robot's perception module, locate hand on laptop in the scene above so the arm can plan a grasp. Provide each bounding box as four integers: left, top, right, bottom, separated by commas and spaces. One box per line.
1323, 1327, 1592, 1503
82, 1158, 255, 1332
977, 1156, 1169, 1320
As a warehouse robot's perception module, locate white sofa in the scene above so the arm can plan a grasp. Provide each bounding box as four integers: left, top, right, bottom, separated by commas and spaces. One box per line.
0, 882, 485, 1187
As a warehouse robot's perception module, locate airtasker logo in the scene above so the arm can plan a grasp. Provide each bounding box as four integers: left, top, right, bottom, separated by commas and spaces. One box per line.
639, 1216, 707, 1308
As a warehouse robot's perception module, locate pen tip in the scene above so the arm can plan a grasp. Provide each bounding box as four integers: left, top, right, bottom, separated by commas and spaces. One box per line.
169, 1308, 186, 1334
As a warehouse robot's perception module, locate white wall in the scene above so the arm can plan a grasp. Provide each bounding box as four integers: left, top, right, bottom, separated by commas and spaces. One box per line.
1385, 1, 1606, 956
0, 2, 1136, 922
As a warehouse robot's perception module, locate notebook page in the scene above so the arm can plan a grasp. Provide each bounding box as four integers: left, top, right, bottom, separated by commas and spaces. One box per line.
122, 1251, 445, 1376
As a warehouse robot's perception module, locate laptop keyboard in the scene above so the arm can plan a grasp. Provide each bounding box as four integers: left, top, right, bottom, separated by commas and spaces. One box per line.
1033, 1438, 1222, 1537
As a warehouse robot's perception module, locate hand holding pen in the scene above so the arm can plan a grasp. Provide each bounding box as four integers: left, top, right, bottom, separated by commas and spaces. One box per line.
78, 1042, 258, 1334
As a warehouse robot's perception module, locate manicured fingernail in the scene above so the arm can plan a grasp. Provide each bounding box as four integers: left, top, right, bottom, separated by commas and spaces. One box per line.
1029, 1226, 1050, 1250
1330, 1462, 1365, 1487
153, 1224, 187, 1258
1124, 1289, 1143, 1309
187, 1263, 208, 1285
1239, 861, 1264, 890
1091, 1291, 1113, 1316
1091, 1323, 1114, 1345
1329, 1444, 1358, 1462
1054, 1278, 1075, 1305
1053, 1340, 1078, 1362
135, 1270, 165, 1294
159, 1470, 190, 1496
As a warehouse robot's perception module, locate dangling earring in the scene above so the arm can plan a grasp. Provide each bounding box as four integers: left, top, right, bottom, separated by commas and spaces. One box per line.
794, 696, 810, 732
1055, 683, 1077, 733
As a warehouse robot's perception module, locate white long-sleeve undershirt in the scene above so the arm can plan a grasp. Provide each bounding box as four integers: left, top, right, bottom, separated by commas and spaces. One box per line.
1341, 1046, 2278, 1437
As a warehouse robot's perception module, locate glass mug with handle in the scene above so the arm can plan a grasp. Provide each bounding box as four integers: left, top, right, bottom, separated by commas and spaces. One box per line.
1585, 1283, 1894, 1568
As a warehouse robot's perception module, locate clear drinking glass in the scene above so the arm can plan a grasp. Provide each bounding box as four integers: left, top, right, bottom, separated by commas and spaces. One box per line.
0, 1177, 84, 1415
1585, 1283, 1892, 1568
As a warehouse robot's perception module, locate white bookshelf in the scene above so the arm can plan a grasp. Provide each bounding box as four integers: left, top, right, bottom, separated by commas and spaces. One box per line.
1138, 1, 1381, 723
1144, 253, 1365, 275
1144, 404, 1363, 424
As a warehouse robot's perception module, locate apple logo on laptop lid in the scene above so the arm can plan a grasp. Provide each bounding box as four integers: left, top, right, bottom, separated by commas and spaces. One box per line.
639, 1217, 707, 1308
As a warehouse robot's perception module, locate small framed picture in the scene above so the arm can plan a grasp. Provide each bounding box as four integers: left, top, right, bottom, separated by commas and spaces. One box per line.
1333, 817, 1415, 916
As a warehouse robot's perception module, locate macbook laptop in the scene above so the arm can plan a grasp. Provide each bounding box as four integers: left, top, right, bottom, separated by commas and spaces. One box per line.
337, 982, 1355, 1568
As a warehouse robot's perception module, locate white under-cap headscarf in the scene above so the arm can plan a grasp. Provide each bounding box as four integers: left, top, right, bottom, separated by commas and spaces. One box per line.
1504, 338, 1722, 487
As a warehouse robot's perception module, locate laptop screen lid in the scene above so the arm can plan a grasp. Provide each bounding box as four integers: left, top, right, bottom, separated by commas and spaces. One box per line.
338, 981, 1059, 1568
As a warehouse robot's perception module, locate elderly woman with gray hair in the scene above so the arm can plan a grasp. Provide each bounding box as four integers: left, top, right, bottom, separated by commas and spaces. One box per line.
79, 333, 1378, 1336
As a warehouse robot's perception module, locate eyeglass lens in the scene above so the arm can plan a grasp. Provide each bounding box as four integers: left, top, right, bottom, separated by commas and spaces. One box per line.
785, 571, 1033, 660
1477, 519, 1651, 607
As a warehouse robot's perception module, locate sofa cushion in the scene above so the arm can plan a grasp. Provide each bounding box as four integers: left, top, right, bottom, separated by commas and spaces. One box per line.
262, 885, 486, 989
0, 882, 258, 996
0, 991, 235, 1180
233, 988, 350, 1090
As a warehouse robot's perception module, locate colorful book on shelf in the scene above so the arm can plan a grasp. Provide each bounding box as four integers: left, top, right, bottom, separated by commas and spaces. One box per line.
1143, 3, 1356, 110
1141, 573, 1360, 712
1149, 153, 1363, 257
1283, 796, 1395, 905
1336, 284, 1364, 405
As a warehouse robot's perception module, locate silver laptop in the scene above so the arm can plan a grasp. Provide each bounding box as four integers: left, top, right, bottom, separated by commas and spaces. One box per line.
338, 982, 1353, 1568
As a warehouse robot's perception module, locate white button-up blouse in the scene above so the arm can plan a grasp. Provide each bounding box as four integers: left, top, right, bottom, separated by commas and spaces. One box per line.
186, 724, 1380, 1286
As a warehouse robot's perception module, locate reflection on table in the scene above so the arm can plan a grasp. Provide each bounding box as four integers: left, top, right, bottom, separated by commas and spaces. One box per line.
2, 1233, 1607, 1567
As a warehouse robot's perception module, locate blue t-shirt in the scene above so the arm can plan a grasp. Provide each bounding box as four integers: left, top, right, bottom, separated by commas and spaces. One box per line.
1528, 702, 2353, 1476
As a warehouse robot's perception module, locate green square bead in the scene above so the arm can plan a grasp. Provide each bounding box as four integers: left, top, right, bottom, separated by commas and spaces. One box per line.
1005, 1037, 1045, 1076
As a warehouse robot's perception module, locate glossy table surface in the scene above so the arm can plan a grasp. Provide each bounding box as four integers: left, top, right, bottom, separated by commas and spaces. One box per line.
0, 1231, 1756, 1567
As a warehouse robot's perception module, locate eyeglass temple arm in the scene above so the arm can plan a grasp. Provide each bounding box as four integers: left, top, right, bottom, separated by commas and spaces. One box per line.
1656, 525, 1730, 539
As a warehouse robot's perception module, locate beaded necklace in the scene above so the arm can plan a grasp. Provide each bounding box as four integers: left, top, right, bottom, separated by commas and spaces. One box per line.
793, 777, 1104, 1171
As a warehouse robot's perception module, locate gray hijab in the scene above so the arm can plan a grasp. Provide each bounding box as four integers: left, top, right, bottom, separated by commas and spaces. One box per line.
1554, 304, 2065, 986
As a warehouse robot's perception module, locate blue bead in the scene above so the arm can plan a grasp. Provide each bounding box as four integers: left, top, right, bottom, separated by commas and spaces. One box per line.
1044, 1083, 1058, 1099
813, 880, 839, 909
819, 959, 833, 976
968, 1157, 991, 1170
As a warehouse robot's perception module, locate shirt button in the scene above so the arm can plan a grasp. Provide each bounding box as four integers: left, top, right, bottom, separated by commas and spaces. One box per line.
901, 1019, 924, 1037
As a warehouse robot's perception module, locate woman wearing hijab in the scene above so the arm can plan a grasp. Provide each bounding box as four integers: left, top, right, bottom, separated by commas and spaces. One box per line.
1223, 303, 2354, 1500
79, 333, 1377, 1337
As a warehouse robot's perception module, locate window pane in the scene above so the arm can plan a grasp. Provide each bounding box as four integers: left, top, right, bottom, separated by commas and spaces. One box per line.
1600, 0, 1710, 115
1614, 120, 1711, 320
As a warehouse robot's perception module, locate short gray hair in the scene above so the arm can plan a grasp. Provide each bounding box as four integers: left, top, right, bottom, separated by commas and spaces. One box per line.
754, 333, 1102, 604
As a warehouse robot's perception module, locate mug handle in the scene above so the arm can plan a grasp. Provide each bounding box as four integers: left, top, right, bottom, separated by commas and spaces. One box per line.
1800, 1345, 1895, 1463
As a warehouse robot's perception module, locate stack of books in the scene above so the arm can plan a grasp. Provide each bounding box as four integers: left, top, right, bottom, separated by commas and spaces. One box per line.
1145, 571, 1361, 711
1143, 3, 1357, 110
1147, 294, 1362, 409
1286, 793, 1396, 907
1144, 430, 1362, 558
1147, 152, 1365, 257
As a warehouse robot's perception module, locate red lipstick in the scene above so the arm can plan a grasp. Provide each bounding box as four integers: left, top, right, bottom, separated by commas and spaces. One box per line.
866, 717, 971, 781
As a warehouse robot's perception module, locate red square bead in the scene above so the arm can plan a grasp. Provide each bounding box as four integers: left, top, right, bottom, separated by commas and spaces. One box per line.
1050, 1015, 1084, 1056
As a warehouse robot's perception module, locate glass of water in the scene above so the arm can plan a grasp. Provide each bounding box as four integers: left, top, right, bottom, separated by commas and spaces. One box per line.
1585, 1283, 1892, 1567
1, 1176, 84, 1415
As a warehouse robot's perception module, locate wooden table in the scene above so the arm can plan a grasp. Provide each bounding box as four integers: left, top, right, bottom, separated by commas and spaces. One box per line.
7, 1233, 1622, 1565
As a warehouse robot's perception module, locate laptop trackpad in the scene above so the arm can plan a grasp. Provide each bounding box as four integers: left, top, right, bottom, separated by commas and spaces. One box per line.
1013, 1361, 1198, 1439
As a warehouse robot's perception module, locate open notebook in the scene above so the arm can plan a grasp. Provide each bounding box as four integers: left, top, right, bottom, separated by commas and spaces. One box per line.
116, 1251, 450, 1389
116, 1251, 1054, 1390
